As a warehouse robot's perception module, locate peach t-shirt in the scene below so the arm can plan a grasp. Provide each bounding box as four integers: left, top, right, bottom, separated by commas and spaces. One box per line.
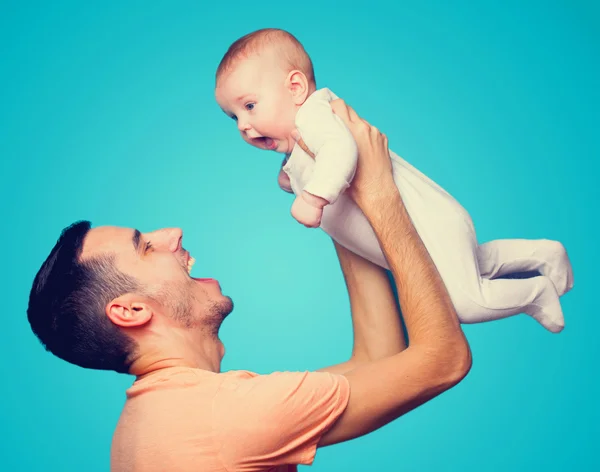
111, 366, 350, 471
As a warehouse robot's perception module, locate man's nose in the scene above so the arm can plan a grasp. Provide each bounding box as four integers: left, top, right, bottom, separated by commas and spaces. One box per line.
146, 228, 183, 252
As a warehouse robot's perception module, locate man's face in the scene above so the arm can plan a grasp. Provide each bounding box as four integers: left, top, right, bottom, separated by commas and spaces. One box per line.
215, 53, 298, 155
81, 226, 233, 329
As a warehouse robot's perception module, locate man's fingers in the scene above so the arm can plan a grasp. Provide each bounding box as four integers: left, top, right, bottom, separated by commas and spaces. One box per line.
298, 138, 314, 158
331, 99, 351, 125
370, 125, 379, 136
347, 105, 361, 124
291, 130, 315, 158
345, 104, 377, 138
331, 100, 373, 139
331, 100, 386, 151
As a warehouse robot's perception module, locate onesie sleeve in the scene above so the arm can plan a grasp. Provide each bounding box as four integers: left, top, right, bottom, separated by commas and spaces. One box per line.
212, 370, 350, 471
295, 88, 358, 204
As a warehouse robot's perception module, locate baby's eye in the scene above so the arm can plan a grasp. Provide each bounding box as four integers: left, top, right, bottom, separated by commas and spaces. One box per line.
245, 103, 255, 111
230, 114, 238, 121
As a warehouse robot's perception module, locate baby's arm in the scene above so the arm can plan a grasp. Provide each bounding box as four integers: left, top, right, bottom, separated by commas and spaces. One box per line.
277, 156, 293, 193
292, 89, 358, 226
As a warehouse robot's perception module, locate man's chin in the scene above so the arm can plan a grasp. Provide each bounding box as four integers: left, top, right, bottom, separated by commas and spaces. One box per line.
202, 296, 234, 334
219, 296, 234, 319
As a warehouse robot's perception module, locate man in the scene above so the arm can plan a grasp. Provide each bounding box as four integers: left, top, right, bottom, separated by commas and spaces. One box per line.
27, 101, 471, 471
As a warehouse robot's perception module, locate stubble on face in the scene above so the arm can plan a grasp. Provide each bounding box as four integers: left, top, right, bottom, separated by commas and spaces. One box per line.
151, 279, 234, 335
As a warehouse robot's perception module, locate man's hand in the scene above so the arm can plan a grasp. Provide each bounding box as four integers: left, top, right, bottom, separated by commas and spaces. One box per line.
291, 108, 394, 208
291, 129, 316, 159
328, 100, 394, 207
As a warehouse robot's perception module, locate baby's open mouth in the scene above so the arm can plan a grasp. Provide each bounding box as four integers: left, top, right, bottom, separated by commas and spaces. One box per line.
252, 137, 277, 150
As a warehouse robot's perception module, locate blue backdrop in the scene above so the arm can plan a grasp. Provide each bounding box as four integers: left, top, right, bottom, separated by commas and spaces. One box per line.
1, 0, 597, 470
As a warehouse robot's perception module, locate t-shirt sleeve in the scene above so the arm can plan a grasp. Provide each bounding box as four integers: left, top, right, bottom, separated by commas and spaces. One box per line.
212, 370, 350, 471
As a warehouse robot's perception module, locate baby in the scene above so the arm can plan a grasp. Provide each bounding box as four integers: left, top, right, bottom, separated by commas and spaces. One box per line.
214, 28, 574, 333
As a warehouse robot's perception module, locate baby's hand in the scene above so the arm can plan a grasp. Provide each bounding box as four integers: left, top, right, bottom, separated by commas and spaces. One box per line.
291, 196, 323, 228
290, 191, 329, 228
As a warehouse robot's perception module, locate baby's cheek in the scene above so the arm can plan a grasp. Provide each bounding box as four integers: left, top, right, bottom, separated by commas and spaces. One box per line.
273, 119, 295, 139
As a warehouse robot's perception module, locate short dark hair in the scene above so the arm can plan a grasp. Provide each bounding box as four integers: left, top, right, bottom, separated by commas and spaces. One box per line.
27, 221, 139, 374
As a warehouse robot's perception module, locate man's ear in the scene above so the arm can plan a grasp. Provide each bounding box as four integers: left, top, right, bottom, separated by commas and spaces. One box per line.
106, 294, 154, 328
285, 70, 310, 105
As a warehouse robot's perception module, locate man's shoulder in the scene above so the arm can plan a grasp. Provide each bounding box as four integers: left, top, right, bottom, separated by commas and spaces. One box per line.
217, 369, 307, 385
212, 369, 350, 430
212, 370, 350, 469
219, 369, 330, 381
215, 369, 348, 398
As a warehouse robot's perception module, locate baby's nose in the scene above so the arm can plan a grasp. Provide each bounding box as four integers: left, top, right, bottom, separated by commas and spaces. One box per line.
245, 129, 261, 138
237, 120, 251, 132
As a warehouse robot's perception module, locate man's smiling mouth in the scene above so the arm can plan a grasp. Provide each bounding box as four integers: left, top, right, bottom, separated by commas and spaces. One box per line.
186, 255, 195, 274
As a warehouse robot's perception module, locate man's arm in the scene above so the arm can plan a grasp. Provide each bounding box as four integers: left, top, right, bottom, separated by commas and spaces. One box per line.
316, 101, 471, 447
317, 240, 406, 375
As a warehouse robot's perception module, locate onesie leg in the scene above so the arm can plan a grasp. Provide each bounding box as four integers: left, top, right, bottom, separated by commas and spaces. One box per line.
477, 239, 574, 296
431, 226, 564, 332
453, 275, 564, 333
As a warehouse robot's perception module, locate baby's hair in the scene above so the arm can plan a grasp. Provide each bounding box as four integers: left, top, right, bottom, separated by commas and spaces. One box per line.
216, 28, 316, 86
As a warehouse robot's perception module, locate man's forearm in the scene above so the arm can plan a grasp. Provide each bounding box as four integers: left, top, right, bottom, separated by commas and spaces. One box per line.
334, 242, 406, 360
313, 107, 471, 447
357, 185, 468, 357
317, 241, 406, 374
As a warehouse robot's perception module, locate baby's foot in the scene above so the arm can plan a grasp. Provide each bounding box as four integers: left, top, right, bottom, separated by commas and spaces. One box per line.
526, 276, 565, 333
536, 240, 574, 296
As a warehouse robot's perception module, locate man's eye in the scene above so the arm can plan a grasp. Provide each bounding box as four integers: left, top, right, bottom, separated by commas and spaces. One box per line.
144, 241, 153, 253
245, 103, 255, 111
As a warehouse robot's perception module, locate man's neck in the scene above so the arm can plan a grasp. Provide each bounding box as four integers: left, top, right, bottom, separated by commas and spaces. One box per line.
128, 328, 225, 378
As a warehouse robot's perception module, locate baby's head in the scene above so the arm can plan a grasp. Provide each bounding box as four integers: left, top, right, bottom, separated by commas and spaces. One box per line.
215, 28, 316, 154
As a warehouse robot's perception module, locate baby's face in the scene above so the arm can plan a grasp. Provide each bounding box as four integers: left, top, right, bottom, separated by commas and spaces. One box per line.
215, 54, 298, 154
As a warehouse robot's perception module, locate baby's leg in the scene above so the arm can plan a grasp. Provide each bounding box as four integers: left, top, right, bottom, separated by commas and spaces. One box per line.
434, 227, 564, 332
477, 239, 574, 296
454, 274, 564, 333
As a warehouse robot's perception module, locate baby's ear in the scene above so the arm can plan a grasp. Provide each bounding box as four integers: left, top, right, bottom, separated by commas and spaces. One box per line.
286, 70, 310, 105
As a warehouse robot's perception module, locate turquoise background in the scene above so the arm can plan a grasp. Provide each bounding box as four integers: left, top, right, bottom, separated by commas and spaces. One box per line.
1, 0, 598, 470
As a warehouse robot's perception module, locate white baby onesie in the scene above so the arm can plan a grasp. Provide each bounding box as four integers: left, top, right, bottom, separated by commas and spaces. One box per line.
282, 88, 572, 332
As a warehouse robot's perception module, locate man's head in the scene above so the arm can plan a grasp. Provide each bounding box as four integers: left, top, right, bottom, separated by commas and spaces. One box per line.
27, 221, 233, 374
215, 28, 317, 155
